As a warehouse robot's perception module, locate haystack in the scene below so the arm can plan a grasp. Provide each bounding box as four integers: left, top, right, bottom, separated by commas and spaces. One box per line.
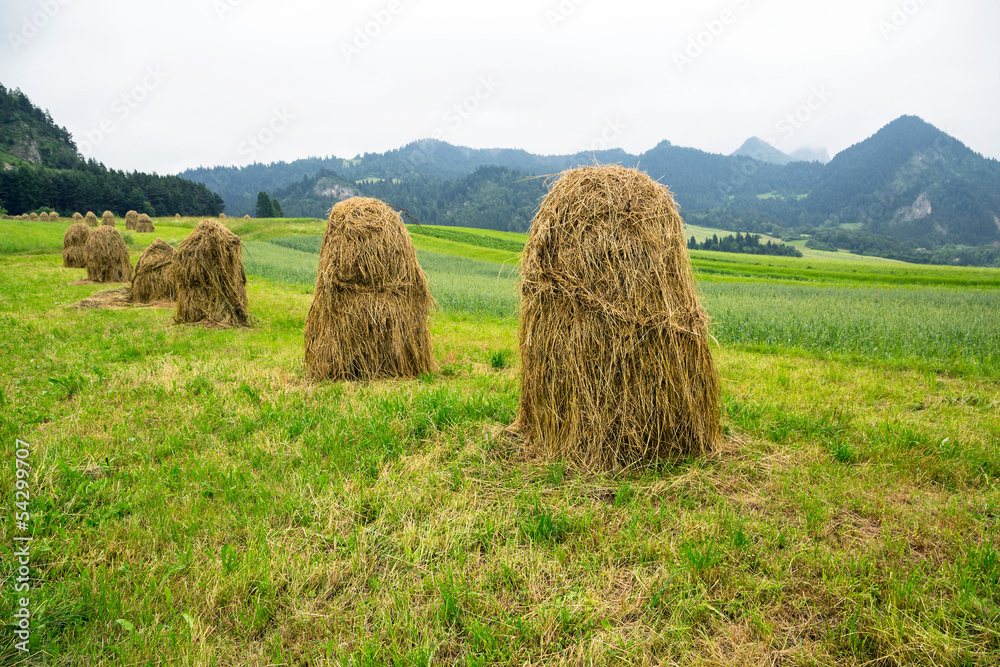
28, 212, 39, 221
136, 214, 155, 233
125, 210, 139, 230
304, 197, 435, 381
85, 211, 98, 227
50, 212, 60, 222
132, 239, 176, 303
85, 226, 132, 283
243, 215, 251, 220
102, 210, 115, 227
73, 212, 83, 223
515, 165, 720, 470
172, 219, 250, 327
219, 213, 227, 220
63, 223, 90, 268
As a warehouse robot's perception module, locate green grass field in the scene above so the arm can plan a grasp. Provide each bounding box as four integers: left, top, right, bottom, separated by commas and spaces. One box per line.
1, 218, 998, 665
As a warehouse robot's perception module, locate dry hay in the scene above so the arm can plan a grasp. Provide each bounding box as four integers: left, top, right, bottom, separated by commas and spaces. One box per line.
50, 212, 60, 222
39, 212, 50, 221
62, 223, 90, 268
72, 212, 83, 223
243, 214, 251, 220
132, 239, 177, 303
219, 213, 227, 220
172, 219, 250, 327
175, 213, 181, 219
85, 225, 133, 283
85, 211, 98, 227
101, 210, 116, 227
515, 165, 720, 470
28, 212, 39, 221
136, 213, 155, 233
125, 210, 139, 230
304, 197, 435, 381
72, 287, 132, 310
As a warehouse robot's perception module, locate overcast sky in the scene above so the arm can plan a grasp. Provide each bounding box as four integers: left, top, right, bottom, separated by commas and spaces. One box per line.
2, 0, 998, 174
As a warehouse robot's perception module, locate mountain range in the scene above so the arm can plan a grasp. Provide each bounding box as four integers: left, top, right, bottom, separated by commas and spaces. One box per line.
182, 116, 1000, 250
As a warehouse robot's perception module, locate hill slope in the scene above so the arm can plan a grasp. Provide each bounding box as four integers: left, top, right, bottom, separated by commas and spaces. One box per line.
0, 84, 223, 216
806, 116, 1000, 246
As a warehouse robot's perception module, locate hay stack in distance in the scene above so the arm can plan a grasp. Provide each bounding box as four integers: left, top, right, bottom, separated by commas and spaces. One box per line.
85, 211, 98, 227
175, 213, 181, 219
243, 214, 251, 220
28, 212, 39, 221
50, 212, 60, 222
515, 165, 720, 470
73, 212, 83, 223
304, 197, 435, 381
172, 219, 250, 327
219, 213, 227, 220
102, 210, 115, 227
63, 223, 90, 268
85, 226, 132, 283
136, 214, 155, 233
132, 239, 176, 303
125, 210, 139, 230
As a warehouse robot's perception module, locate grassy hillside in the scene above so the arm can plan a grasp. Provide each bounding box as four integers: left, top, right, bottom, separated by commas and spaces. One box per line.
1, 219, 998, 665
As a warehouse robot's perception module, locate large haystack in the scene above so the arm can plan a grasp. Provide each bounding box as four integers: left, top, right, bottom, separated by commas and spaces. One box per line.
132, 239, 176, 303
85, 211, 98, 227
125, 210, 139, 230
172, 219, 250, 327
85, 226, 132, 283
102, 210, 115, 227
72, 212, 83, 223
515, 165, 720, 470
62, 223, 90, 268
136, 214, 155, 233
28, 212, 39, 221
304, 197, 435, 381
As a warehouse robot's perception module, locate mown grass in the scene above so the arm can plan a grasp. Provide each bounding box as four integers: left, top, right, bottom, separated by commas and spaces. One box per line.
0, 220, 998, 665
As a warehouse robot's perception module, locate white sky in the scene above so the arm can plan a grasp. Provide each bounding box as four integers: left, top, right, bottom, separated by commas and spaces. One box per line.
2, 0, 997, 174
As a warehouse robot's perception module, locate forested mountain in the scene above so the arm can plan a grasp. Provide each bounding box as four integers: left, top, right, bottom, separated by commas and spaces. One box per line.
178, 115, 1000, 265
731, 137, 800, 165
0, 84, 223, 216
805, 116, 1000, 247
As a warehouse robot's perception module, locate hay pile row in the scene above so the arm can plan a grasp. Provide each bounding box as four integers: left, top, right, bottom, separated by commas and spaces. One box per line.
136, 214, 154, 233
125, 210, 139, 230
172, 220, 250, 327
102, 211, 115, 227
85, 226, 132, 283
63, 223, 90, 268
514, 165, 720, 469
304, 197, 435, 381
85, 211, 98, 227
132, 239, 176, 303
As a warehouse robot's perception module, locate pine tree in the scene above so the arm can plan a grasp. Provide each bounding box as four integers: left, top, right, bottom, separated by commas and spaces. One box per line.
255, 191, 275, 218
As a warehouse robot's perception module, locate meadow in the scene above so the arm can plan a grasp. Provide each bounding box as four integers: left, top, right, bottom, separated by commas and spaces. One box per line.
0, 218, 998, 666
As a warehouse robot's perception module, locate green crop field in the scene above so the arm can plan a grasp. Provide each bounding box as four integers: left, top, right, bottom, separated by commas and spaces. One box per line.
1, 218, 998, 665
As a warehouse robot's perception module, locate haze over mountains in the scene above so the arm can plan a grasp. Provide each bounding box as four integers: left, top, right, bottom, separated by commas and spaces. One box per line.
181, 116, 1000, 251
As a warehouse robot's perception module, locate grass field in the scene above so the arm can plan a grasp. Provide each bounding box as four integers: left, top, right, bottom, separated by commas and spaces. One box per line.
1, 218, 998, 665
